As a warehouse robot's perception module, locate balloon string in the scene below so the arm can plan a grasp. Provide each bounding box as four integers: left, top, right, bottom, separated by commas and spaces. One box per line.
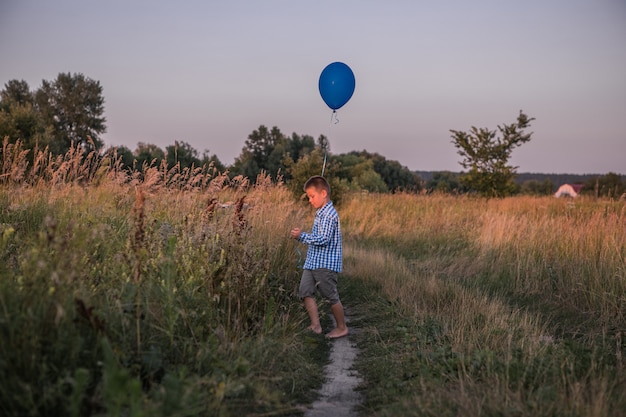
295, 246, 303, 268
322, 110, 337, 177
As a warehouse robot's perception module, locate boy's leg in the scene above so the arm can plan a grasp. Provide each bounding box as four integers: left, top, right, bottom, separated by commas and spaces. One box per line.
313, 269, 348, 338
300, 270, 322, 334
327, 301, 348, 339
303, 296, 322, 334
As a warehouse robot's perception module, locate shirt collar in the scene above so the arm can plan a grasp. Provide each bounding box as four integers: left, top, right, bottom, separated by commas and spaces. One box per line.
317, 200, 333, 215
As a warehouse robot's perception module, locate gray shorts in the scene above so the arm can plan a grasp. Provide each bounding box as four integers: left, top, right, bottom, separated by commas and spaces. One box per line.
299, 269, 340, 305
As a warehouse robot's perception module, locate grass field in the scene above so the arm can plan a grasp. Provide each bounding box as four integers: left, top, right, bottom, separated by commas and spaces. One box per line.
1, 140, 625, 416
1, 140, 332, 416
340, 193, 625, 416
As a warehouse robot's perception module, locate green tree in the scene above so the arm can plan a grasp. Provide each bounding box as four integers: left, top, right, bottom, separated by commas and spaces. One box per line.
286, 133, 316, 165
232, 125, 287, 180
165, 140, 202, 169
451, 111, 534, 198
520, 179, 554, 196
1, 80, 33, 107
230, 147, 258, 179
200, 150, 226, 173
351, 150, 421, 192
35, 72, 106, 154
0, 102, 48, 150
583, 172, 625, 198
107, 145, 135, 169
0, 80, 51, 151
272, 133, 318, 182
285, 149, 346, 206
134, 142, 165, 170
334, 153, 387, 192
426, 171, 464, 194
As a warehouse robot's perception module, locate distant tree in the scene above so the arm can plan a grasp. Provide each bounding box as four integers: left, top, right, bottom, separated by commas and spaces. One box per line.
231, 124, 424, 193
286, 133, 316, 164
426, 171, 464, 194
285, 149, 346, 206
351, 150, 421, 192
230, 147, 259, 180
166, 140, 202, 169
354, 168, 388, 193
274, 133, 320, 182
1, 80, 33, 107
104, 145, 135, 169
35, 72, 106, 154
0, 80, 51, 151
334, 153, 387, 192
451, 111, 534, 198
247, 125, 283, 162
232, 125, 288, 180
200, 150, 226, 173
285, 148, 324, 194
520, 179, 554, 196
583, 172, 625, 198
110, 145, 134, 168
0, 102, 49, 151
101, 145, 134, 172
134, 142, 165, 169
317, 134, 329, 153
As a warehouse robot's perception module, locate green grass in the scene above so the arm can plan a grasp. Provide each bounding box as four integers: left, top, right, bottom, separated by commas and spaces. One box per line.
0, 180, 329, 416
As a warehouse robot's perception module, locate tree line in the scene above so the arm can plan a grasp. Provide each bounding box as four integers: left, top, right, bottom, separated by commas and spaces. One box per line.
1, 73, 623, 198
423, 170, 625, 198
0, 73, 421, 197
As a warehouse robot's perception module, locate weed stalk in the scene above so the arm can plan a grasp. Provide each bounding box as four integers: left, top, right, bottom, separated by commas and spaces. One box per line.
131, 187, 146, 357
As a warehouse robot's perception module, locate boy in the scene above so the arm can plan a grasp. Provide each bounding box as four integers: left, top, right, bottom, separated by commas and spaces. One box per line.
290, 176, 348, 339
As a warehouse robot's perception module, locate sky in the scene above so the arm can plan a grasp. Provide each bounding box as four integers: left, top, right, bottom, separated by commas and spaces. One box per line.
1, 0, 625, 175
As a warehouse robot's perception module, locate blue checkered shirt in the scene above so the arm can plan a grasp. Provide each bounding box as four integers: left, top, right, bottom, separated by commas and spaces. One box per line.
298, 201, 342, 272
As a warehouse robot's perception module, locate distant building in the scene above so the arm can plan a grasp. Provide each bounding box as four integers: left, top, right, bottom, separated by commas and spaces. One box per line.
554, 184, 584, 198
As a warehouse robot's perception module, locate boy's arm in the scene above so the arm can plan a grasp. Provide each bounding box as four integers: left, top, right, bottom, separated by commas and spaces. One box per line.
298, 216, 336, 246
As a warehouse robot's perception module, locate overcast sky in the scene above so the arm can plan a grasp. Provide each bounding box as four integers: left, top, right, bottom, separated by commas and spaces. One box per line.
1, 0, 624, 174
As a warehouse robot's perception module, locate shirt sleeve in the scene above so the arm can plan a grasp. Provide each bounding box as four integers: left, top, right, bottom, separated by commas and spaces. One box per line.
299, 215, 336, 246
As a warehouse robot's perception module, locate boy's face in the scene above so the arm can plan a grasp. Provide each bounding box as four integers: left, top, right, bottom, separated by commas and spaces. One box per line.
305, 186, 328, 209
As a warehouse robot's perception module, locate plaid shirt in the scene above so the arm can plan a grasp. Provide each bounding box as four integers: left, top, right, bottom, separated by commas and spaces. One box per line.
298, 201, 342, 272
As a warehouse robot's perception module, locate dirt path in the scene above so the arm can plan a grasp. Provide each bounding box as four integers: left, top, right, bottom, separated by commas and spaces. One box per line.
304, 315, 362, 417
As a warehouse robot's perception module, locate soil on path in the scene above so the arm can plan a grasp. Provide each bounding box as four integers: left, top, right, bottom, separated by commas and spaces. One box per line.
304, 315, 362, 417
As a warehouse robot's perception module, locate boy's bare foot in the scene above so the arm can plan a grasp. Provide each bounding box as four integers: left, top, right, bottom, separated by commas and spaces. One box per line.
308, 325, 322, 334
326, 327, 348, 339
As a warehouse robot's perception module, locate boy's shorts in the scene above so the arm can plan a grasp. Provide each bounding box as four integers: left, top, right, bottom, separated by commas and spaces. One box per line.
299, 268, 340, 305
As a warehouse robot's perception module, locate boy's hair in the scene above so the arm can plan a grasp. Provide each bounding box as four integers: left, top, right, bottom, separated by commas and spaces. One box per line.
304, 176, 331, 196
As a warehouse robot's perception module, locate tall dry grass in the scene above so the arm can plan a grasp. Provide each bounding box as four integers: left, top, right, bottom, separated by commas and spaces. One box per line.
342, 193, 625, 331
0, 137, 233, 191
341, 193, 626, 416
474, 198, 625, 329
0, 139, 318, 416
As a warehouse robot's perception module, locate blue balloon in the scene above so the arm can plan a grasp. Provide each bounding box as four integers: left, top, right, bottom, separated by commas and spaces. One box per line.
318, 62, 355, 111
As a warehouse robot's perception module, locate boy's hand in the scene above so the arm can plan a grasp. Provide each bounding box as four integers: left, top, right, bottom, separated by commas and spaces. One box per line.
290, 228, 301, 239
